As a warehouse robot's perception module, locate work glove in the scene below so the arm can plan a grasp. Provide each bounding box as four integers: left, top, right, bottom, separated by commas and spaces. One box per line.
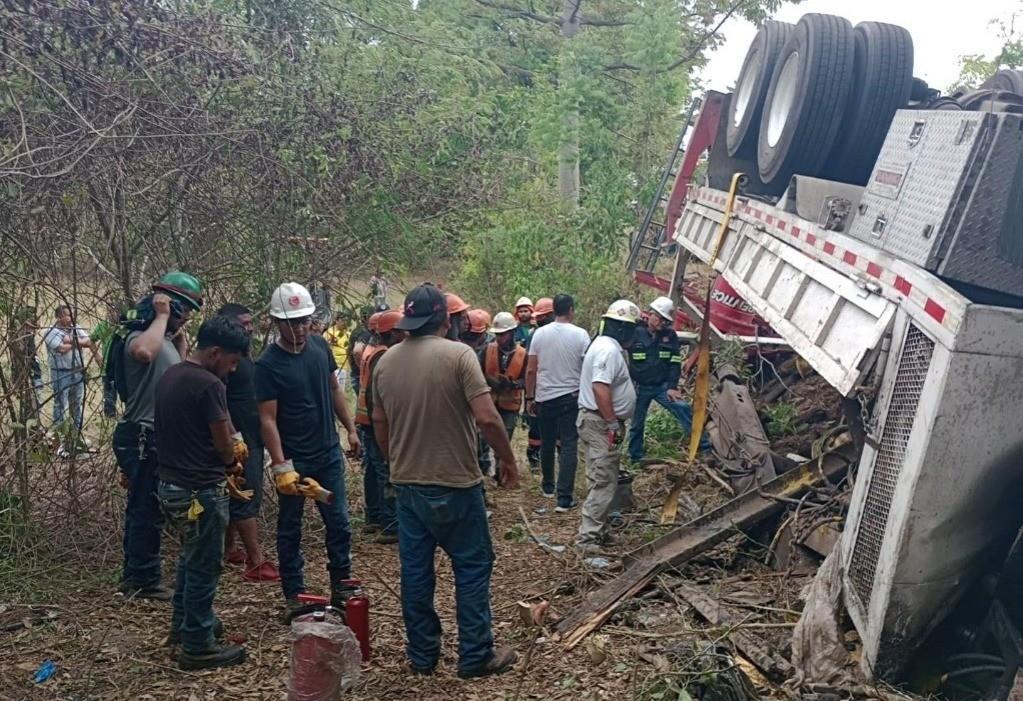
226, 474, 253, 502
297, 477, 333, 504
231, 432, 249, 465
273, 460, 301, 496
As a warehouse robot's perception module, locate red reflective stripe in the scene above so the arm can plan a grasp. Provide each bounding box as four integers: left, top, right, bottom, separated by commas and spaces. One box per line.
843, 251, 857, 266
894, 276, 912, 295
823, 242, 836, 255
777, 220, 787, 232
925, 299, 947, 323
867, 262, 882, 278
806, 233, 816, 245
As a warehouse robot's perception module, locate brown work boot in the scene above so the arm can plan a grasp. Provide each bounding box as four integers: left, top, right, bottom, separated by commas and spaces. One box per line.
457, 646, 517, 679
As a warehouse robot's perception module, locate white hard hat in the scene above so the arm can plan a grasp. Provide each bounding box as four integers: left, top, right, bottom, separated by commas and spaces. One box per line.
603, 299, 641, 324
269, 282, 317, 319
515, 296, 534, 310
490, 311, 519, 334
650, 296, 675, 322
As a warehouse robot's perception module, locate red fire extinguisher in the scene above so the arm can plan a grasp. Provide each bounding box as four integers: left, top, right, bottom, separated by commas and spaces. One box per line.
337, 579, 371, 662
288, 608, 349, 701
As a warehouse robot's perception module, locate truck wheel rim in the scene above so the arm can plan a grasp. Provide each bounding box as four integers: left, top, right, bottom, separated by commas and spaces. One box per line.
767, 52, 800, 148
733, 52, 759, 127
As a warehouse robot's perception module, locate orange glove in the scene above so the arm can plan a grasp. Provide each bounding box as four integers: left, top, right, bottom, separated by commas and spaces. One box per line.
273, 460, 301, 496
231, 433, 249, 464
297, 477, 333, 504
226, 474, 253, 502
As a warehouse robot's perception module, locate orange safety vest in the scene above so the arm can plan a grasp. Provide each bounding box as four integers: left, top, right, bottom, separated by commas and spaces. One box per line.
484, 342, 527, 412
355, 344, 387, 427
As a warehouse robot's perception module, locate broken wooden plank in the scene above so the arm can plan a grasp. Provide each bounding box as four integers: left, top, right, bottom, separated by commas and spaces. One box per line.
556, 450, 851, 648
674, 581, 794, 679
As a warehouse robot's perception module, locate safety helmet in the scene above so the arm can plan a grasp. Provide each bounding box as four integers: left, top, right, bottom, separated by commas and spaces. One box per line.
467, 309, 492, 334
603, 299, 641, 324
489, 311, 518, 335
649, 296, 675, 322
377, 310, 403, 334
515, 297, 533, 311
269, 282, 317, 319
533, 297, 555, 317
152, 271, 204, 311
445, 292, 470, 315
368, 311, 382, 333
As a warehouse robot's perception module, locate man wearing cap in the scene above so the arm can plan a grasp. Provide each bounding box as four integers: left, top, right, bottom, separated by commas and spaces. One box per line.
513, 298, 534, 347
256, 282, 362, 612
372, 283, 519, 679
354, 309, 405, 544
525, 293, 590, 510
575, 300, 640, 554
627, 296, 705, 463
113, 271, 203, 601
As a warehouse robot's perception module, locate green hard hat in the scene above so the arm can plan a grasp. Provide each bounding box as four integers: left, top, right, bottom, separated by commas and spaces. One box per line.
153, 271, 204, 311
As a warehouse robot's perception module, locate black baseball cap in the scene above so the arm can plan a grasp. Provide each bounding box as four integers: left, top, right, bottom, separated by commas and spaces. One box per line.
396, 283, 447, 331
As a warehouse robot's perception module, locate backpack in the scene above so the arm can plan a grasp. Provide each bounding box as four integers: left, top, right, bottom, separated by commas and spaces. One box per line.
104, 295, 185, 402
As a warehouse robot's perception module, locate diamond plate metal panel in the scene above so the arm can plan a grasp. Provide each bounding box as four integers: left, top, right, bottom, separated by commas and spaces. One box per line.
849, 110, 1023, 299
848, 111, 988, 266
849, 324, 935, 606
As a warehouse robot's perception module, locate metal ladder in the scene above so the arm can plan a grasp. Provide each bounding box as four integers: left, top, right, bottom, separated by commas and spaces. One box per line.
626, 97, 702, 276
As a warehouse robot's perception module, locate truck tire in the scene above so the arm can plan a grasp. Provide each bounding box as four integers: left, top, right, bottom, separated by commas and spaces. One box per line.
756, 14, 855, 188
981, 69, 1023, 94
823, 22, 913, 185
726, 20, 794, 158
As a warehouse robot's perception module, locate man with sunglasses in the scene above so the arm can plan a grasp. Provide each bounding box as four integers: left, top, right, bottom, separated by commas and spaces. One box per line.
255, 282, 362, 614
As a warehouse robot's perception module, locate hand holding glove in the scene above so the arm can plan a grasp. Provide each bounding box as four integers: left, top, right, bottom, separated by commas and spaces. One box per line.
606, 420, 624, 450
297, 477, 334, 503
226, 474, 254, 502
273, 460, 301, 496
231, 433, 249, 465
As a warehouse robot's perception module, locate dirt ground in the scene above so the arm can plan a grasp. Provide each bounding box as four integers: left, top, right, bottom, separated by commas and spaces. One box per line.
0, 414, 816, 701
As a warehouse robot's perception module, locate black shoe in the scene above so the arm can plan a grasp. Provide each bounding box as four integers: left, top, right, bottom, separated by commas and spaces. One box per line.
374, 532, 399, 545
122, 584, 173, 602
457, 646, 517, 679
166, 617, 224, 647
404, 661, 436, 676
554, 500, 578, 513
362, 522, 382, 535
330, 581, 359, 609
178, 643, 246, 670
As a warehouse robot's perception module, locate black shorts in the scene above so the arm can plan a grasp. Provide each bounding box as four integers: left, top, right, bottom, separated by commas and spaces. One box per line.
229, 430, 264, 522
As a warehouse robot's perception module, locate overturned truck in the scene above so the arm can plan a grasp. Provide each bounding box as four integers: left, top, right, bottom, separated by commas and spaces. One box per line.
623, 11, 1023, 694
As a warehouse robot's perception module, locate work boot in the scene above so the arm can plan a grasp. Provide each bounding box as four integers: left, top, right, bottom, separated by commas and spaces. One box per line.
374, 532, 399, 545
362, 522, 382, 535
166, 617, 225, 648
178, 643, 246, 671
457, 646, 518, 679
122, 584, 173, 602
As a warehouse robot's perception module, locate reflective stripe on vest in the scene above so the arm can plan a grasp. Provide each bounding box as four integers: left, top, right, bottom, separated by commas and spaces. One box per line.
484, 342, 526, 412
355, 345, 386, 426
632, 352, 648, 361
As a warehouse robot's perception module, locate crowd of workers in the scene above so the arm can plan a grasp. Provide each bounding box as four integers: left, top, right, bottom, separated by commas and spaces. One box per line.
44, 270, 703, 678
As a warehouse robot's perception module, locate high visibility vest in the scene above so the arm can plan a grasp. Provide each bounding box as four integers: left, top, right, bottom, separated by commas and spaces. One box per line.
484, 342, 527, 412
355, 344, 386, 426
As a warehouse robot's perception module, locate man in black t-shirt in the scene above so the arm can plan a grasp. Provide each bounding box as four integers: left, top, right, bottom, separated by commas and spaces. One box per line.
256, 283, 361, 611
155, 316, 249, 671
217, 304, 280, 583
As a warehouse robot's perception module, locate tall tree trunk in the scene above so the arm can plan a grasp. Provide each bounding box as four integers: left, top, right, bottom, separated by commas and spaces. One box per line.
558, 0, 582, 210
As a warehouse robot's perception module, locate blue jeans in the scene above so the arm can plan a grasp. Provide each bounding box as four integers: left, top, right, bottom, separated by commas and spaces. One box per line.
627, 382, 707, 462
113, 422, 163, 589
159, 481, 228, 653
396, 484, 494, 674
362, 427, 396, 533
278, 446, 351, 599
537, 393, 579, 506
50, 367, 84, 430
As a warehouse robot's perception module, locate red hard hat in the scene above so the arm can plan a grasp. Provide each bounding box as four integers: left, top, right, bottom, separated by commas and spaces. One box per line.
368, 312, 382, 333
533, 297, 554, 316
467, 309, 492, 334
445, 293, 470, 315
377, 310, 403, 333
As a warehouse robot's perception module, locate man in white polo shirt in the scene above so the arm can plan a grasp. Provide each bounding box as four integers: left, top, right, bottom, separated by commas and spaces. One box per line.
575, 300, 640, 553
525, 294, 591, 510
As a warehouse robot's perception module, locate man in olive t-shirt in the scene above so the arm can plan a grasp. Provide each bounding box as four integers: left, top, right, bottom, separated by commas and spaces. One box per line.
372, 283, 519, 680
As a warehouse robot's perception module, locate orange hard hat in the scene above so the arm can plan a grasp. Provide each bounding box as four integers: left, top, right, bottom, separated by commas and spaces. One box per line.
377, 310, 403, 333
368, 312, 382, 333
533, 297, 554, 316
467, 309, 492, 334
445, 292, 470, 315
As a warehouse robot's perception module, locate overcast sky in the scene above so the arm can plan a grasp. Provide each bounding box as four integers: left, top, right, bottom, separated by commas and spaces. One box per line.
699, 0, 1020, 94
